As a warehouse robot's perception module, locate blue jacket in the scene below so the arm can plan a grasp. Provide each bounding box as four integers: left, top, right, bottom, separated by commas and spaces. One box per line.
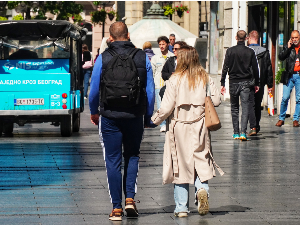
144, 48, 155, 60
168, 44, 174, 53
89, 41, 155, 124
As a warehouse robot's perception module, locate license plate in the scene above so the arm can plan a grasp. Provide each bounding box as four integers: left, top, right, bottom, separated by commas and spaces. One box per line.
14, 98, 44, 105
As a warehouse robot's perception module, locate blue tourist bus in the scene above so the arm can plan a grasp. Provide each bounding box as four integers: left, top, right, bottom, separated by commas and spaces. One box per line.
0, 20, 87, 137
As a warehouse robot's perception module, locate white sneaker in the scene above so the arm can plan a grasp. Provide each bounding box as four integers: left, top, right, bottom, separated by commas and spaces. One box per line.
160, 125, 166, 132
84, 97, 87, 100
174, 212, 188, 217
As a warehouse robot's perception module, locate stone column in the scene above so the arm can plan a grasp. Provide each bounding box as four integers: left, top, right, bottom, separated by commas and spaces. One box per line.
184, 1, 199, 37
125, 1, 143, 27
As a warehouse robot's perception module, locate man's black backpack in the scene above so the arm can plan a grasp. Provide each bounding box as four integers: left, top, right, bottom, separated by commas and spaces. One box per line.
100, 48, 141, 108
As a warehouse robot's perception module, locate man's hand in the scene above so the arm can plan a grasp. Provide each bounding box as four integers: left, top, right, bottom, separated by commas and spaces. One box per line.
90, 114, 99, 125
254, 86, 260, 93
220, 86, 226, 95
144, 116, 157, 128
288, 38, 293, 48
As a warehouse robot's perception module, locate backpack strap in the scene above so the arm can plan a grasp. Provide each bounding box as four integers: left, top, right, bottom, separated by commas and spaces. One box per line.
128, 48, 140, 58
106, 48, 118, 57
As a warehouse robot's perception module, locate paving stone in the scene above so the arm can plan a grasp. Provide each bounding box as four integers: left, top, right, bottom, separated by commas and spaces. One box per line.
0, 100, 299, 224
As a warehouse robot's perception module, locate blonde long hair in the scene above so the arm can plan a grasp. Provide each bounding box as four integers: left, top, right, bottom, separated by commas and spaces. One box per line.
174, 46, 208, 90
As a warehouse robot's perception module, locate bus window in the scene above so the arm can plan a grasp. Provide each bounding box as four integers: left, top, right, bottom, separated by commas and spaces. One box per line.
2, 38, 71, 59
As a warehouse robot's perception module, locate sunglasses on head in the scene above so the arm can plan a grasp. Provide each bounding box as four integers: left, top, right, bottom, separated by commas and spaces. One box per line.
173, 48, 180, 50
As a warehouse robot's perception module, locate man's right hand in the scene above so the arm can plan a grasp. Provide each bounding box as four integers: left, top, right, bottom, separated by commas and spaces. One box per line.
288, 38, 293, 48
220, 86, 226, 95
90, 114, 99, 125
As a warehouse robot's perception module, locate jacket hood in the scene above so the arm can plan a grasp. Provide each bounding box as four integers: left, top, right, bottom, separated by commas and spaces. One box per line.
249, 45, 266, 56
144, 49, 154, 54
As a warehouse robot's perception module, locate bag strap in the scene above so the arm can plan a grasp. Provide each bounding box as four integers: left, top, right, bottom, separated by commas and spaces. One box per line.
128, 48, 140, 58
106, 48, 118, 57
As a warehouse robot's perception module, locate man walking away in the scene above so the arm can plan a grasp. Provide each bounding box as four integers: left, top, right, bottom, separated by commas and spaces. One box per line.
248, 30, 273, 134
151, 36, 174, 132
276, 30, 300, 127
221, 30, 260, 141
89, 22, 155, 221
168, 34, 176, 53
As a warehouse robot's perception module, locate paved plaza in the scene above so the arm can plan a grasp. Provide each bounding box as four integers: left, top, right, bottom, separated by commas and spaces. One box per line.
0, 100, 300, 225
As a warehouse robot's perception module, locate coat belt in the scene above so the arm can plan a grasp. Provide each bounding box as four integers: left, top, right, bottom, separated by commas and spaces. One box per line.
169, 114, 224, 176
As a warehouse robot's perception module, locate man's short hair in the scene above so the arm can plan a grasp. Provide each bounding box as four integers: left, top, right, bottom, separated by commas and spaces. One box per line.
248, 30, 259, 40
169, 34, 175, 38
291, 30, 300, 36
236, 30, 247, 41
109, 22, 128, 41
157, 36, 169, 44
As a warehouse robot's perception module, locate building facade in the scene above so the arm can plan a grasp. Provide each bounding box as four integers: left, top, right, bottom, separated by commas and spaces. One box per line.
78, 1, 300, 112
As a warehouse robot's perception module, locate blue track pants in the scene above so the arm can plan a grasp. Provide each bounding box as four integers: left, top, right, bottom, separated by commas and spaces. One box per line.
99, 116, 143, 209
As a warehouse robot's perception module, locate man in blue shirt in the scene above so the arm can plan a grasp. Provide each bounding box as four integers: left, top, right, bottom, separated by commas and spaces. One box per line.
89, 22, 155, 221
168, 33, 176, 53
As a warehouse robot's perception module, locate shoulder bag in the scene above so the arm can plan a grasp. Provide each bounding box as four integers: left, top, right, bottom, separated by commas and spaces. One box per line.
205, 81, 221, 131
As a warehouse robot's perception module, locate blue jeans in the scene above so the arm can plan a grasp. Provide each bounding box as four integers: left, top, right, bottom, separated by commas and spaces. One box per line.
83, 69, 92, 98
174, 177, 209, 213
155, 89, 166, 127
279, 74, 300, 121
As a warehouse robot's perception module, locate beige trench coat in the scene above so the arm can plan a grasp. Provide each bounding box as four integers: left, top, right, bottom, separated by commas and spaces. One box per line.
151, 75, 224, 185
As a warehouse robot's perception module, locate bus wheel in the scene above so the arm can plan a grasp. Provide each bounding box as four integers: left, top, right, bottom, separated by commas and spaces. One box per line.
60, 115, 73, 137
3, 122, 13, 135
73, 113, 80, 132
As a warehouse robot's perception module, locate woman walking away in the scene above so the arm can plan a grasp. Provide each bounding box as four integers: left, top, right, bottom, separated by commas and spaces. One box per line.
82, 44, 93, 99
143, 41, 155, 61
151, 46, 224, 217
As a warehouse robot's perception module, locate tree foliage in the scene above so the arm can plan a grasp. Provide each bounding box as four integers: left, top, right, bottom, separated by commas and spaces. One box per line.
43, 1, 83, 21
7, 1, 83, 21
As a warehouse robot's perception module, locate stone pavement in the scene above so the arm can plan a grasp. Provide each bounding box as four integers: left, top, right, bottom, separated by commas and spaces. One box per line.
0, 100, 300, 225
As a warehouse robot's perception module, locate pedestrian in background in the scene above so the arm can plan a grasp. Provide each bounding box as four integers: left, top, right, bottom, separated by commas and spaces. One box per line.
162, 41, 187, 81
168, 33, 176, 53
82, 44, 93, 99
276, 30, 300, 127
151, 46, 223, 217
89, 21, 155, 221
159, 41, 188, 99
151, 36, 174, 132
248, 30, 273, 134
221, 30, 260, 141
143, 41, 155, 60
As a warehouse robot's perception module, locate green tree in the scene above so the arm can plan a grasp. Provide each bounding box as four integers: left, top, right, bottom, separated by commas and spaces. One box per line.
7, 1, 83, 21
43, 1, 83, 21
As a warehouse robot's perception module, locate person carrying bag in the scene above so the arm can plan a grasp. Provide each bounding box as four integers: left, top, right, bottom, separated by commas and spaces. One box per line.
151, 46, 224, 218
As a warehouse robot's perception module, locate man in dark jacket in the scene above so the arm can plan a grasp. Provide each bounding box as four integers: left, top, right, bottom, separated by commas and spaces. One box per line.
89, 22, 155, 221
221, 30, 260, 141
248, 30, 273, 134
276, 30, 300, 127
